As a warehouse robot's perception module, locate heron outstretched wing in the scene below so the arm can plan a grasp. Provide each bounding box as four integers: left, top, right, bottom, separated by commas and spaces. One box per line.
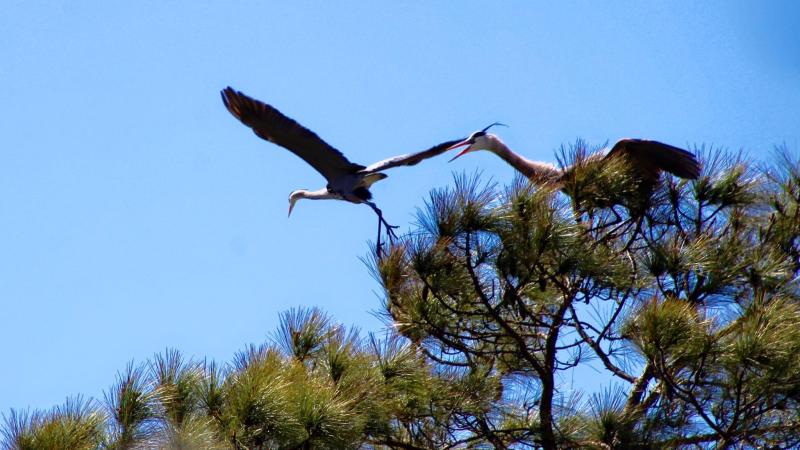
359, 138, 465, 174
221, 87, 365, 182
606, 139, 701, 184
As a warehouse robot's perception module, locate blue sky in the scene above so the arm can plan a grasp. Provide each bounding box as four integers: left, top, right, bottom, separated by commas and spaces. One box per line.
1, 2, 798, 413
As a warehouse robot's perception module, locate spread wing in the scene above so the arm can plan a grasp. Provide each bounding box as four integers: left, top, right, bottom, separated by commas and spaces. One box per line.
221, 87, 364, 182
359, 138, 465, 174
605, 139, 701, 185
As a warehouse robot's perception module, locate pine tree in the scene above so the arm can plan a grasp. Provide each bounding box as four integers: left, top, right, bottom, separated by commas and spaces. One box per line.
375, 146, 800, 449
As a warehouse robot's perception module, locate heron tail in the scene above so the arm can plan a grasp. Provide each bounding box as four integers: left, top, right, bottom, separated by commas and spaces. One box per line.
362, 172, 388, 188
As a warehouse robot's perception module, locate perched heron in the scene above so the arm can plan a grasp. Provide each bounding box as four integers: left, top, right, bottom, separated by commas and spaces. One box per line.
447, 125, 701, 210
221, 87, 464, 254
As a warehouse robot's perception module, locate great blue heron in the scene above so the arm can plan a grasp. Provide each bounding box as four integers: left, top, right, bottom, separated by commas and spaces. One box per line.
221, 87, 464, 254
447, 126, 700, 204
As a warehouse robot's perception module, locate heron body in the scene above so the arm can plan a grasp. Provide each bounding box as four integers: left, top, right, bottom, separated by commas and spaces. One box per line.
221, 87, 463, 253
287, 172, 387, 215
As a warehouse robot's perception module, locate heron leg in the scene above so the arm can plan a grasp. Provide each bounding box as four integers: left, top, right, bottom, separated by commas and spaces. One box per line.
365, 201, 398, 255
376, 212, 384, 257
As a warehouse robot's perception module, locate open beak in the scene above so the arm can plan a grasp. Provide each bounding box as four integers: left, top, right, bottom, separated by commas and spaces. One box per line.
446, 139, 474, 162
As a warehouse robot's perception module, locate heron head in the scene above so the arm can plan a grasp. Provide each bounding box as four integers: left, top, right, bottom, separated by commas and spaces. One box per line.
288, 190, 306, 217
447, 123, 507, 162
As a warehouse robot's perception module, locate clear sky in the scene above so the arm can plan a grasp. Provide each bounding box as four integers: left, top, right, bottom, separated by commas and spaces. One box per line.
1, 1, 798, 413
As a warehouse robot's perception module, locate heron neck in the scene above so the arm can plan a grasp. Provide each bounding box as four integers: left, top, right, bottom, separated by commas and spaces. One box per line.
299, 188, 340, 200
488, 138, 560, 184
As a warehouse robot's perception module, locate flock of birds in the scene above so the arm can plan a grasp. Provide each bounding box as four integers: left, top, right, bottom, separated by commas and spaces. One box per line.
221, 87, 701, 255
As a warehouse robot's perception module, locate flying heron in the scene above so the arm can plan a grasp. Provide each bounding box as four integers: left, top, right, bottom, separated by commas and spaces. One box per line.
221, 87, 464, 254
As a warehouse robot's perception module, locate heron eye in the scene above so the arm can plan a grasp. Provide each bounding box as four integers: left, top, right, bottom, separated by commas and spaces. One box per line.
473, 131, 486, 138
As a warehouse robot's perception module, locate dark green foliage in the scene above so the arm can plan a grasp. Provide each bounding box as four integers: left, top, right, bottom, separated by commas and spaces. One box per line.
1, 397, 105, 450
105, 362, 162, 448
1, 311, 485, 450
150, 349, 202, 427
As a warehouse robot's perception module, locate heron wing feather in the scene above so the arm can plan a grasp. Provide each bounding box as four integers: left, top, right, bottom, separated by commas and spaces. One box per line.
359, 138, 465, 174
606, 139, 701, 182
221, 87, 364, 182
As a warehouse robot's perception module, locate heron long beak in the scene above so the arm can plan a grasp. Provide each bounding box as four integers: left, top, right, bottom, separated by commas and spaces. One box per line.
288, 201, 296, 217
446, 139, 474, 162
